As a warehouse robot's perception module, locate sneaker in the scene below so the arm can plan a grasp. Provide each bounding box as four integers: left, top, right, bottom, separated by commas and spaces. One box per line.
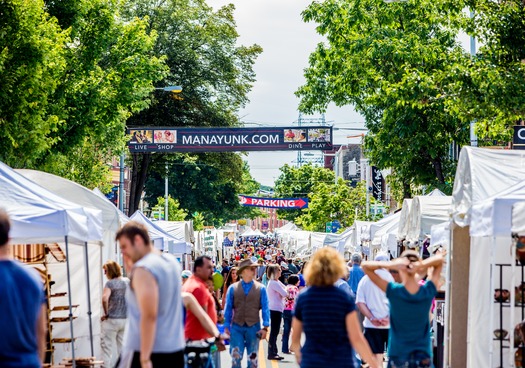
267, 355, 284, 360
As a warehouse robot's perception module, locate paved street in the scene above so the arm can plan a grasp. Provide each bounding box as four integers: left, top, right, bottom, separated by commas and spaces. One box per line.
219, 332, 298, 368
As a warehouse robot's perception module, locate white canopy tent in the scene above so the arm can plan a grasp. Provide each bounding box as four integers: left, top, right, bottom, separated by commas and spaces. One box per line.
513, 202, 525, 235
397, 199, 413, 241
448, 147, 525, 368
274, 222, 298, 234
369, 213, 401, 257
130, 211, 189, 253
0, 163, 104, 363
240, 228, 265, 237
430, 221, 450, 251
18, 169, 124, 262
155, 220, 195, 244
465, 181, 525, 368
405, 195, 452, 243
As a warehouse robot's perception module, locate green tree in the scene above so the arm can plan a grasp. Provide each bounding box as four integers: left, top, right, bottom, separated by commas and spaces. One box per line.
446, 0, 525, 142
297, 0, 470, 199
0, 0, 67, 167
153, 195, 187, 221
274, 164, 336, 222
296, 180, 377, 232
123, 0, 262, 215
0, 0, 166, 190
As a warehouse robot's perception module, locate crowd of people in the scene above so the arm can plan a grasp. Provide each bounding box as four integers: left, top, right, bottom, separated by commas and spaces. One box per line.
0, 214, 445, 368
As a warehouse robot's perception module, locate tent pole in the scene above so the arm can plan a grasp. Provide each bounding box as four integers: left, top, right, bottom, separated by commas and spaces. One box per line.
65, 236, 76, 368
84, 242, 94, 357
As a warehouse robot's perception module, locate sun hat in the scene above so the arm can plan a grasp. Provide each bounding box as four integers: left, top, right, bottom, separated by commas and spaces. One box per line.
238, 258, 259, 274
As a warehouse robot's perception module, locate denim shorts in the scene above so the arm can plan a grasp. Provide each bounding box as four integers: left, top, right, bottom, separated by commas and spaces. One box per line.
387, 351, 432, 368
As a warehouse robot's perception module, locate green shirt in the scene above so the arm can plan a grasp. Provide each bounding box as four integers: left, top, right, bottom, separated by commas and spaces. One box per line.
386, 281, 436, 359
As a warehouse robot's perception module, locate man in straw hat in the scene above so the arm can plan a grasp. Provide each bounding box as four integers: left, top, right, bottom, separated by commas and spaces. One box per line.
223, 258, 270, 368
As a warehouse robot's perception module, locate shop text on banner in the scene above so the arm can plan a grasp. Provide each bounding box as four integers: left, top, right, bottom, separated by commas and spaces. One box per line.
239, 195, 308, 209
127, 126, 333, 152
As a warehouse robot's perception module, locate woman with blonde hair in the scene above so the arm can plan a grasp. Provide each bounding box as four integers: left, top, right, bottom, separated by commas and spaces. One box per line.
101, 261, 129, 368
266, 264, 288, 360
291, 247, 380, 368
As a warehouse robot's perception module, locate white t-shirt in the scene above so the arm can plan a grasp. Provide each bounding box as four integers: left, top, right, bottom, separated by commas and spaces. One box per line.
356, 269, 394, 329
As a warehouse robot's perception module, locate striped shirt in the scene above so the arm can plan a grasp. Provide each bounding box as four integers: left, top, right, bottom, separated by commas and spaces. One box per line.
294, 286, 357, 368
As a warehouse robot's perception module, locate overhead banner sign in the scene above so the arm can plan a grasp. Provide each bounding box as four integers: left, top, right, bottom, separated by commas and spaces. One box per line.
513, 125, 525, 150
239, 195, 308, 209
127, 126, 333, 152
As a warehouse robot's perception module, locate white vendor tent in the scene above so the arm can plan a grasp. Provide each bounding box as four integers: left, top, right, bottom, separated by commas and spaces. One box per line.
274, 222, 298, 234
397, 199, 413, 241
241, 228, 265, 237
465, 181, 525, 368
452, 147, 525, 227
0, 163, 103, 363
130, 211, 189, 253
405, 195, 452, 243
513, 202, 525, 235
155, 220, 195, 243
430, 221, 450, 251
448, 147, 525, 368
18, 169, 124, 262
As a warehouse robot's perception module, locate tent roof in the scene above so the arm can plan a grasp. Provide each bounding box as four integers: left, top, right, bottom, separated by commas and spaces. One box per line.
452, 147, 525, 227
274, 222, 298, 233
18, 170, 122, 234
371, 213, 401, 246
0, 162, 101, 243
241, 228, 265, 237
428, 188, 447, 196
397, 199, 413, 240
92, 188, 130, 226
130, 211, 189, 253
513, 202, 525, 235
406, 195, 452, 241
155, 220, 194, 243
470, 181, 525, 237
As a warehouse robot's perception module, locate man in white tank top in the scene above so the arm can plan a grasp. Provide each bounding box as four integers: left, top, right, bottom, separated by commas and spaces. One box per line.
116, 221, 185, 368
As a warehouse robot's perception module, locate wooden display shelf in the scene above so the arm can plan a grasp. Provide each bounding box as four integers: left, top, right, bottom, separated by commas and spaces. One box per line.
50, 316, 77, 323
51, 337, 76, 343
51, 305, 78, 311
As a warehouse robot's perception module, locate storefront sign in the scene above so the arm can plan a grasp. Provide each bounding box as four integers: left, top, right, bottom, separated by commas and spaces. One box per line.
239, 195, 308, 209
513, 125, 525, 150
127, 126, 333, 152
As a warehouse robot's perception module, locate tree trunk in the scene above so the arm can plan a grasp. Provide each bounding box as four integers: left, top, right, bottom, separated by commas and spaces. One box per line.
128, 153, 151, 216
432, 156, 446, 184
402, 179, 412, 199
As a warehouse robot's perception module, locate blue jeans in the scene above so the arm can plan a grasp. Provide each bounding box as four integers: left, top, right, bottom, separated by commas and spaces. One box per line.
281, 310, 292, 353
229, 323, 260, 368
388, 351, 433, 368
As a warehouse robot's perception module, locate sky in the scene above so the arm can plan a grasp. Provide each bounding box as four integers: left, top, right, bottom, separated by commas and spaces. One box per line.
206, 0, 366, 187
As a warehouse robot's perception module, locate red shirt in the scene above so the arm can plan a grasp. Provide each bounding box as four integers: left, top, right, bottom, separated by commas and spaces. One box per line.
182, 275, 217, 340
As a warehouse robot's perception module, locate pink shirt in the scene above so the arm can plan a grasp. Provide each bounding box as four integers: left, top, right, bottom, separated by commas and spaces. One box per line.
284, 285, 298, 311
267, 279, 287, 312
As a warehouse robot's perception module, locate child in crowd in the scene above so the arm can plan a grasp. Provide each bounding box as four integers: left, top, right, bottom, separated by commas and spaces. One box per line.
282, 274, 300, 354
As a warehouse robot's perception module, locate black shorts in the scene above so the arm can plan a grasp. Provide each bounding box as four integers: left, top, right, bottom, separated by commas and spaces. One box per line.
364, 328, 389, 354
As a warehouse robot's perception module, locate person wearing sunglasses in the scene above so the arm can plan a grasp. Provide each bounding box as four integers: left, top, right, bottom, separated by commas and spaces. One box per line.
362, 250, 445, 368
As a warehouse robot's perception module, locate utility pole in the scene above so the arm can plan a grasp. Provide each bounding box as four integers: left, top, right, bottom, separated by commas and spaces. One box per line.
164, 163, 169, 221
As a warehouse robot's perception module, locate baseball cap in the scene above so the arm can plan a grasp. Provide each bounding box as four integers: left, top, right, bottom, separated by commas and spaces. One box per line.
181, 270, 192, 279
374, 253, 389, 262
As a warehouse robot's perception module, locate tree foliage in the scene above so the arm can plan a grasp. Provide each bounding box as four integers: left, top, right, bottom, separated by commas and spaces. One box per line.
274, 163, 338, 222
446, 0, 525, 142
123, 0, 262, 215
0, 0, 167, 190
297, 180, 376, 232
297, 0, 471, 198
144, 158, 264, 226
153, 195, 187, 221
